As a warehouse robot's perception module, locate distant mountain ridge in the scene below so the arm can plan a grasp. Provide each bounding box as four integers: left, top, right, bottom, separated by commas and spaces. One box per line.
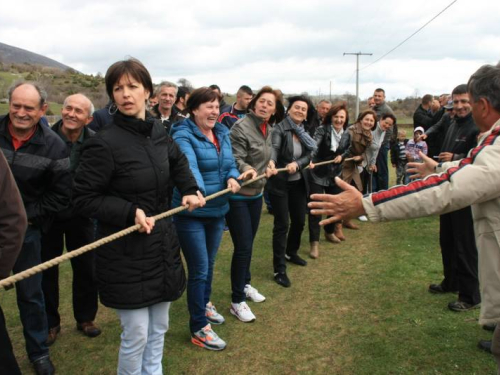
0, 42, 74, 71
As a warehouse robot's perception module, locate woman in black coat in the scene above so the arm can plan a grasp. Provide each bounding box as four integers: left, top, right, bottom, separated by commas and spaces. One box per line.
73, 58, 203, 374
267, 95, 316, 288
308, 103, 350, 258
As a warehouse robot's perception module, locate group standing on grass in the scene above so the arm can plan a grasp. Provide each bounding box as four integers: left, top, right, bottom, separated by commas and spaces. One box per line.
1, 56, 498, 375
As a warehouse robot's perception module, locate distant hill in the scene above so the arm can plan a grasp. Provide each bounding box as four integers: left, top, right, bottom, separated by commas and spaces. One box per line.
0, 42, 74, 71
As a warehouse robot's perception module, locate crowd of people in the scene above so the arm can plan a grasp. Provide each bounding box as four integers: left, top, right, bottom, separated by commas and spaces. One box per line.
0, 57, 498, 374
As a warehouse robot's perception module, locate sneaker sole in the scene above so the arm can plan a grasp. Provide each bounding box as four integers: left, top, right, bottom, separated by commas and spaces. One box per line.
206, 318, 224, 325
191, 337, 226, 351
246, 296, 266, 303
230, 308, 256, 323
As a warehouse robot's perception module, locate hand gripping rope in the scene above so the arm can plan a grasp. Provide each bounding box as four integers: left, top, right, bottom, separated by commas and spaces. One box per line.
0, 158, 352, 291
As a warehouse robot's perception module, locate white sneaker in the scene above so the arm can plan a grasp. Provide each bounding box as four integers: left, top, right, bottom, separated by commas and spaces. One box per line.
244, 284, 266, 303
230, 302, 256, 322
206, 302, 225, 325
358, 215, 368, 222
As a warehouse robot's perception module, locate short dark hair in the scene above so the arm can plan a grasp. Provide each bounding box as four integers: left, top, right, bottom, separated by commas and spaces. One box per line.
8, 82, 48, 108
186, 87, 220, 118
323, 102, 349, 130
237, 85, 253, 96
176, 86, 191, 103
209, 84, 221, 92
356, 109, 378, 130
422, 94, 433, 105
467, 63, 500, 113
374, 88, 385, 95
286, 95, 314, 121
105, 58, 153, 101
248, 86, 285, 124
451, 84, 468, 97
381, 113, 397, 125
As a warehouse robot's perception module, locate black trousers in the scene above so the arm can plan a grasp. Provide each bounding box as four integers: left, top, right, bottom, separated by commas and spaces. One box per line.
439, 207, 481, 305
308, 181, 339, 242
269, 179, 307, 273
41, 216, 98, 328
0, 304, 21, 375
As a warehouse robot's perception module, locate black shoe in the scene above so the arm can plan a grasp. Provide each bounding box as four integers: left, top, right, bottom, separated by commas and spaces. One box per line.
483, 323, 497, 332
428, 283, 457, 294
274, 272, 291, 288
32, 356, 55, 375
448, 300, 481, 312
478, 340, 492, 354
285, 254, 307, 266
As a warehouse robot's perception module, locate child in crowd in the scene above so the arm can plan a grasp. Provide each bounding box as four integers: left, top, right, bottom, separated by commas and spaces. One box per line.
405, 126, 428, 181
391, 129, 409, 185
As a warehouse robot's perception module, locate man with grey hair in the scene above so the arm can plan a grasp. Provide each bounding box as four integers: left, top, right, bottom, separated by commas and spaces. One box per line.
309, 62, 500, 372
41, 94, 101, 347
0, 82, 72, 374
151, 81, 179, 132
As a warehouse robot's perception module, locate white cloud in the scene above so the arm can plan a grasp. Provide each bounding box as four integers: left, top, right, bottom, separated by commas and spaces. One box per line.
1, 0, 499, 99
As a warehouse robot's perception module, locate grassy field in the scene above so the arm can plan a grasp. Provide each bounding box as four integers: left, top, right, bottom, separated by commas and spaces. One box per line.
1, 206, 495, 374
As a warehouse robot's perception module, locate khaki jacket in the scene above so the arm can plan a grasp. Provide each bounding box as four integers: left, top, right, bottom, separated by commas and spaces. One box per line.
230, 111, 273, 196
363, 118, 500, 324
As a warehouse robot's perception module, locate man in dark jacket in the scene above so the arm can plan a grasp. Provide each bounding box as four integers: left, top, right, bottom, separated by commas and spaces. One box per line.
218, 85, 253, 129
0, 82, 71, 375
428, 84, 481, 313
151, 81, 180, 133
413, 94, 434, 131
41, 94, 100, 347
87, 101, 113, 132
0, 149, 28, 375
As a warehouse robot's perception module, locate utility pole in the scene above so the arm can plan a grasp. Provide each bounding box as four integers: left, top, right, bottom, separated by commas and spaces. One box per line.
329, 81, 332, 101
343, 52, 372, 119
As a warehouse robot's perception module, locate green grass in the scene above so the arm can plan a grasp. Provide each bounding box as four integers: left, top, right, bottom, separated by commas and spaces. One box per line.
0, 102, 62, 118
0, 172, 495, 374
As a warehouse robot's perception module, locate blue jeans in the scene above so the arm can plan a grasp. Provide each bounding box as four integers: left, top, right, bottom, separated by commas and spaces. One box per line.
375, 144, 390, 191
12, 226, 49, 362
116, 302, 171, 375
226, 198, 262, 303
174, 215, 225, 332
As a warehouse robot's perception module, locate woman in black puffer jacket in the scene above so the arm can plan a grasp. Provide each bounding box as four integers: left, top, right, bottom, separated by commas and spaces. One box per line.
73, 58, 203, 374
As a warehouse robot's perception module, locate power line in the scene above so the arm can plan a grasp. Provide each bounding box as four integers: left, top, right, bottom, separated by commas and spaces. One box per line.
360, 0, 458, 71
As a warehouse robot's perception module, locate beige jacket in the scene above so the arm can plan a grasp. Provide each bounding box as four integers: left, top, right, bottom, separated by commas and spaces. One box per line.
362, 118, 500, 324
230, 111, 273, 196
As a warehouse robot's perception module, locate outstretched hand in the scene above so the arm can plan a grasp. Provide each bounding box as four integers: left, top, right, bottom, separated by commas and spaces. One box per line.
308, 177, 365, 226
407, 151, 438, 180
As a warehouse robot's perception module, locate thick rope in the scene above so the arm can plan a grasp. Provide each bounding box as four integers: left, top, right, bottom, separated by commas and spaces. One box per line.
0, 158, 351, 291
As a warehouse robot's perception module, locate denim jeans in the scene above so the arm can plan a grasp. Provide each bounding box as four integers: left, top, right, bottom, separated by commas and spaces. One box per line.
375, 144, 390, 191
116, 302, 171, 375
226, 197, 262, 303
12, 226, 49, 362
174, 215, 225, 332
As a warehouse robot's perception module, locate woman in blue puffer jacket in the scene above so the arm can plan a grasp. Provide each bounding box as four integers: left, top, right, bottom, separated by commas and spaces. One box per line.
171, 87, 241, 351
